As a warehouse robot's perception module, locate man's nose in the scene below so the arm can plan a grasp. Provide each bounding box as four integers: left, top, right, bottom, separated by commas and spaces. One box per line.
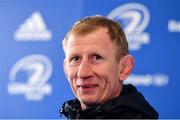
77, 59, 92, 79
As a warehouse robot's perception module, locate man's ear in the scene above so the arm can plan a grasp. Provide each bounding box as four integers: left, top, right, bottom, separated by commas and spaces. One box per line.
119, 55, 134, 81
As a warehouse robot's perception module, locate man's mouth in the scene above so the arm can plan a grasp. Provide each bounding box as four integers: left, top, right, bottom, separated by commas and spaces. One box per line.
78, 84, 98, 88
77, 84, 99, 93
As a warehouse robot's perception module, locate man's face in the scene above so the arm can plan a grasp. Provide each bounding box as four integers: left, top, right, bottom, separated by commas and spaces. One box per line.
64, 27, 122, 109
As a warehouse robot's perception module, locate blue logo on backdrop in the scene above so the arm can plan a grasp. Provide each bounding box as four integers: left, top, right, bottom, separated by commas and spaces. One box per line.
14, 11, 52, 41
107, 3, 150, 51
8, 54, 52, 101
168, 19, 180, 33
107, 3, 169, 87
124, 74, 169, 87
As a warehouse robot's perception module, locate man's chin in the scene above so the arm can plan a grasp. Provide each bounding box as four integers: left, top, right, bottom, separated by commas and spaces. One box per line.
79, 97, 100, 109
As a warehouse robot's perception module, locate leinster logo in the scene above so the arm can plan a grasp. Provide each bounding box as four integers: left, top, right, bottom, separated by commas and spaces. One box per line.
107, 3, 150, 50
8, 54, 52, 101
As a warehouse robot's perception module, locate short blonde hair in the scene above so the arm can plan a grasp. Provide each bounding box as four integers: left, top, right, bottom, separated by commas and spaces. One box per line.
62, 15, 129, 61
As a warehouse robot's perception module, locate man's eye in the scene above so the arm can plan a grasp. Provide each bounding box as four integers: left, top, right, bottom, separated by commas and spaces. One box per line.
93, 54, 102, 61
71, 56, 80, 62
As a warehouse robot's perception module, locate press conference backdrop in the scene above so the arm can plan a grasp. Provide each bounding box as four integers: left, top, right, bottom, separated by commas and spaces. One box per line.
0, 0, 179, 119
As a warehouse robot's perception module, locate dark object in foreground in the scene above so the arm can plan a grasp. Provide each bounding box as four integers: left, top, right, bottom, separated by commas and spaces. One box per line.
60, 84, 159, 119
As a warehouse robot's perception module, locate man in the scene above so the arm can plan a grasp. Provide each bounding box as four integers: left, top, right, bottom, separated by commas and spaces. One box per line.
60, 15, 158, 119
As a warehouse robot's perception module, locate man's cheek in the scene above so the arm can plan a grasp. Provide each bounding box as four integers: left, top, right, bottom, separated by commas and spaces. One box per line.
69, 67, 78, 76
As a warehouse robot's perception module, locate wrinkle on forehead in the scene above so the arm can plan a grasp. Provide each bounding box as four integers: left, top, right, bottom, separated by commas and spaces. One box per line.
66, 28, 113, 49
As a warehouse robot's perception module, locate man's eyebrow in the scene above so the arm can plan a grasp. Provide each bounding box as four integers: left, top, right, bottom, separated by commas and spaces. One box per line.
67, 52, 79, 58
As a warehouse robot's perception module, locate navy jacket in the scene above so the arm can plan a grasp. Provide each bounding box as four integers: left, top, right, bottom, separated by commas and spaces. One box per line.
60, 84, 159, 119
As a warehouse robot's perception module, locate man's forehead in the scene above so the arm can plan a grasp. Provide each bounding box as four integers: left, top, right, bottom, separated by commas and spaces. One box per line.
67, 28, 111, 44
65, 41, 116, 59
65, 42, 107, 56
63, 27, 117, 56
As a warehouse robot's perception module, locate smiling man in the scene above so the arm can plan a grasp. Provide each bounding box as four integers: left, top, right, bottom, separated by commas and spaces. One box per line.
60, 15, 158, 119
